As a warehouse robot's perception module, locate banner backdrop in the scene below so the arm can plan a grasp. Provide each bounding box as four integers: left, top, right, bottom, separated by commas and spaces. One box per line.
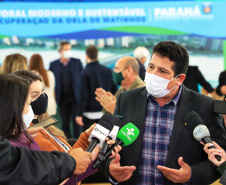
0, 1, 225, 39
0, 1, 225, 90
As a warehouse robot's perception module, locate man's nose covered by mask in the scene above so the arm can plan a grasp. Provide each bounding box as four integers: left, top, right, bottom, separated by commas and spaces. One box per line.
63, 50, 71, 59
145, 73, 179, 98
112, 71, 124, 86
31, 93, 48, 115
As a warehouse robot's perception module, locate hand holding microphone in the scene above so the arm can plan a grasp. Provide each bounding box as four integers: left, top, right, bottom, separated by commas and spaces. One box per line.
93, 122, 140, 169
86, 114, 115, 152
98, 121, 120, 162
184, 111, 221, 161
203, 141, 226, 167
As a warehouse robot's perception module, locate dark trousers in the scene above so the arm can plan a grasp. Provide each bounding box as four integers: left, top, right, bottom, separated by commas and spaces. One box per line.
83, 116, 99, 132
58, 97, 81, 139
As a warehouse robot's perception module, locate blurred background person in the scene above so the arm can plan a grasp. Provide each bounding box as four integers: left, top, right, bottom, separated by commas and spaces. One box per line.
183, 65, 214, 94
95, 56, 145, 114
0, 53, 28, 74
50, 41, 83, 138
133, 46, 150, 81
76, 46, 117, 131
29, 54, 57, 116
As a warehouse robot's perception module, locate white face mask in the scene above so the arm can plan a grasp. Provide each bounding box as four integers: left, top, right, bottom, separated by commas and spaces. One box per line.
22, 105, 34, 129
63, 50, 71, 59
145, 73, 179, 98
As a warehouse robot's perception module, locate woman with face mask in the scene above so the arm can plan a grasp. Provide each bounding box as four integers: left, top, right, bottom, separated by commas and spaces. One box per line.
0, 74, 41, 151
13, 70, 121, 185
13, 70, 77, 152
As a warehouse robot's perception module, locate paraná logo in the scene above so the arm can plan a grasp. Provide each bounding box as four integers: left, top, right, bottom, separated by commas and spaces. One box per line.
203, 5, 212, 14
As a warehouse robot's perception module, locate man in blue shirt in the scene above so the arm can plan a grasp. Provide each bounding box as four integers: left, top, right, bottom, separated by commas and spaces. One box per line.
100, 41, 226, 185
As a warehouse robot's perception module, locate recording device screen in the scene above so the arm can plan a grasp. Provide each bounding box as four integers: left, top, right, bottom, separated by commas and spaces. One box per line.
30, 117, 58, 128
214, 100, 226, 114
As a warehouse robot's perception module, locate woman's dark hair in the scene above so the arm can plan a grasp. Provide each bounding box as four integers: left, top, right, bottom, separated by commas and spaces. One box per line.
152, 41, 189, 76
0, 74, 30, 140
13, 70, 42, 85
29, 54, 49, 87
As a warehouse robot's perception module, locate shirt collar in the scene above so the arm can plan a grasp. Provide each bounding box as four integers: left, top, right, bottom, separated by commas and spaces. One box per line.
87, 60, 99, 66
128, 76, 142, 90
60, 58, 70, 66
147, 85, 182, 107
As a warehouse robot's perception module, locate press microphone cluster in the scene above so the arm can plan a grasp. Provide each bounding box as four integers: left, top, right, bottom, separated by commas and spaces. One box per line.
86, 114, 116, 152
184, 111, 221, 161
98, 125, 120, 162
93, 122, 140, 169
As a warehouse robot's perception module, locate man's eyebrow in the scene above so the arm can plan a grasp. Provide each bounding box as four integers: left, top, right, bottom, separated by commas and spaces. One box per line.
159, 67, 170, 72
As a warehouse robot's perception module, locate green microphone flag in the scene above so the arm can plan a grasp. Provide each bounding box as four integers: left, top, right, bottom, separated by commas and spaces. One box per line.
117, 122, 140, 146
92, 122, 140, 169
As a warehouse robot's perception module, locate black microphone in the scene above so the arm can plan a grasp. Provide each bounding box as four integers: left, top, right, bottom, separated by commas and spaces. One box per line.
184, 111, 221, 161
86, 114, 115, 152
96, 116, 121, 164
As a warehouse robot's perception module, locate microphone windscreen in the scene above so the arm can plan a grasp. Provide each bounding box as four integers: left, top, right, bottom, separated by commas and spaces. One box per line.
184, 111, 204, 132
98, 113, 118, 131
117, 123, 140, 146
193, 125, 210, 141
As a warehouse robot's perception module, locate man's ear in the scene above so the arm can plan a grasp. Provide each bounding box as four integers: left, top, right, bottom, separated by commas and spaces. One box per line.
127, 66, 133, 76
177, 74, 186, 86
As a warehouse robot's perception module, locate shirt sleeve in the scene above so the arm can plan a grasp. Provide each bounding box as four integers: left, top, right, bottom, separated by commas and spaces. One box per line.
70, 132, 90, 151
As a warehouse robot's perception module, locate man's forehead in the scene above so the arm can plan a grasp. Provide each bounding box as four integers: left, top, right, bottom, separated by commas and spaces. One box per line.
62, 44, 71, 50
115, 59, 126, 68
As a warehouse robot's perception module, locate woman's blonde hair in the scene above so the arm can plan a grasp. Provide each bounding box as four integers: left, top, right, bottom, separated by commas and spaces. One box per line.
1, 53, 28, 74
38, 113, 67, 140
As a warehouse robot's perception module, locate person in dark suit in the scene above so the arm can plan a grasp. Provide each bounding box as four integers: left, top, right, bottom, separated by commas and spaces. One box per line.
76, 46, 117, 131
133, 46, 150, 81
183, 65, 214, 93
99, 41, 226, 185
49, 41, 83, 138
216, 70, 226, 98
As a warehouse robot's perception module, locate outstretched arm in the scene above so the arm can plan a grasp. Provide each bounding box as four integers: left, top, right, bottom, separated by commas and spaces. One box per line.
0, 135, 76, 185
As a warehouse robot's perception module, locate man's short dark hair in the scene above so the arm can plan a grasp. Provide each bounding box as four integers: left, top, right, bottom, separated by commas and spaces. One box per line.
86, 46, 98, 60
152, 41, 189, 76
58, 41, 70, 51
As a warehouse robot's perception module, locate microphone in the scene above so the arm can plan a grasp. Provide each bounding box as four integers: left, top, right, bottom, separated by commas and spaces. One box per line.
86, 114, 115, 152
98, 125, 120, 160
184, 111, 221, 161
92, 122, 140, 169
96, 115, 121, 164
